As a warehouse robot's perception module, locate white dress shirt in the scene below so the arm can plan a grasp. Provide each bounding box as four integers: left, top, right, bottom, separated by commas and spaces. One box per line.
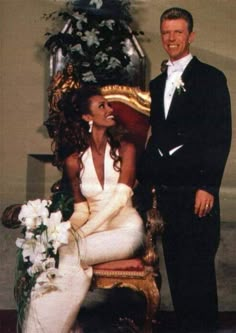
161, 54, 193, 157
164, 53, 193, 119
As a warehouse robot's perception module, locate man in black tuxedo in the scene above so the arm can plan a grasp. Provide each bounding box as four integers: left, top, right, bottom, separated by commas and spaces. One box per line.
138, 7, 231, 332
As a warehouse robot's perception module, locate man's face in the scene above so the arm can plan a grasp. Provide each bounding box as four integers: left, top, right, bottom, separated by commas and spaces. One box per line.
160, 18, 195, 61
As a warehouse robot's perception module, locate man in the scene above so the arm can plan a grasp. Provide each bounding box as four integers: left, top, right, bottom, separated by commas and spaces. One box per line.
138, 7, 231, 332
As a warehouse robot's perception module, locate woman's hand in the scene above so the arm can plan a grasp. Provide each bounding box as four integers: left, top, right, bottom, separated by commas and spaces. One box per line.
70, 201, 89, 230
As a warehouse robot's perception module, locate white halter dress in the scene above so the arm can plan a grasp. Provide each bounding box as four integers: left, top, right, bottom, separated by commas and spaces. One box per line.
23, 143, 144, 333
79, 143, 144, 265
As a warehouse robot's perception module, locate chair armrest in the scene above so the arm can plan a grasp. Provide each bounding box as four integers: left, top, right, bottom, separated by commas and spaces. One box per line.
1, 204, 22, 229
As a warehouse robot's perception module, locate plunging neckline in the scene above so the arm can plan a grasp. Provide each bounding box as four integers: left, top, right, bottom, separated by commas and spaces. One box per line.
90, 143, 108, 190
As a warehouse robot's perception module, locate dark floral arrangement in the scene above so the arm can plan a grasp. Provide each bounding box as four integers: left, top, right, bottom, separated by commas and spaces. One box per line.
43, 0, 140, 86
43, 0, 145, 138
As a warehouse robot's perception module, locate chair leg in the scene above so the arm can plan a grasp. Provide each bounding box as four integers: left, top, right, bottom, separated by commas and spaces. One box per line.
92, 273, 160, 333
141, 274, 160, 333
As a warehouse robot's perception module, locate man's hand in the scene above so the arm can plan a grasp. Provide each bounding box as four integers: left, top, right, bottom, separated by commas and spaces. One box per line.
194, 189, 214, 218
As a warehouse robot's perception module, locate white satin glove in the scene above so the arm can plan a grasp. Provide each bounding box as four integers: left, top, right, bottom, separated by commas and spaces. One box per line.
80, 183, 133, 237
69, 201, 89, 230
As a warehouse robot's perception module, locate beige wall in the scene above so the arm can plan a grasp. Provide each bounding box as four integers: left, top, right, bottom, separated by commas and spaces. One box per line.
0, 0, 235, 309
0, 0, 64, 309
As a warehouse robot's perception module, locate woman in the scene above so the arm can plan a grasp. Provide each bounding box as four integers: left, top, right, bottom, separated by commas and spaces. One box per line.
23, 86, 144, 332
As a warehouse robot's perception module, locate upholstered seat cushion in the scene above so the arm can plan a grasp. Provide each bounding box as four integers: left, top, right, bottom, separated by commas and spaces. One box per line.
93, 258, 144, 271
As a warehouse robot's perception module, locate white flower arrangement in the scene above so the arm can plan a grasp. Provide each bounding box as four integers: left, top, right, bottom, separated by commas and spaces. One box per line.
81, 28, 100, 47
44, 0, 133, 85
15, 199, 71, 325
174, 76, 186, 95
90, 0, 103, 10
16, 199, 71, 274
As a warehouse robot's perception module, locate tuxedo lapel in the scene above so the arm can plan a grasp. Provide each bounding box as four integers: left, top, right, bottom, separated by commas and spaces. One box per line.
152, 71, 167, 121
181, 56, 198, 84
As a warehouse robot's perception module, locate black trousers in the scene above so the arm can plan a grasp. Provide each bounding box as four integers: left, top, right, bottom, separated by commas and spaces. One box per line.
157, 186, 220, 332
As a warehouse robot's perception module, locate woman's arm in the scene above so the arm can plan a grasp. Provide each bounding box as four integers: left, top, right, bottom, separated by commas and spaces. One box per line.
65, 153, 84, 203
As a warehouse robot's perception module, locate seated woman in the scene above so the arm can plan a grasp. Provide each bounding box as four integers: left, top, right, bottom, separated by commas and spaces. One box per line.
23, 86, 144, 332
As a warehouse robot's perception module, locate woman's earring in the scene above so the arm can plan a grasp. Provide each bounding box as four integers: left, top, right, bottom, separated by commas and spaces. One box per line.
88, 120, 93, 133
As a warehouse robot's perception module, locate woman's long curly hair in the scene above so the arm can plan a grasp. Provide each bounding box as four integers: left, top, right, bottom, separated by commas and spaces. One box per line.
52, 85, 128, 175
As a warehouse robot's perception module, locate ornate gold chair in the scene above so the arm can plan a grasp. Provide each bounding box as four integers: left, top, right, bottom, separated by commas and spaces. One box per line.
90, 85, 161, 333
2, 85, 161, 333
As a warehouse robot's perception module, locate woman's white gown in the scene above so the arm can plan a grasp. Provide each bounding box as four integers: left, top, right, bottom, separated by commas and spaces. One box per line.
23, 144, 144, 332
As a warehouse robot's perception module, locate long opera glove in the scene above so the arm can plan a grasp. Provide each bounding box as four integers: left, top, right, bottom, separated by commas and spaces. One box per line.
80, 183, 133, 237
69, 201, 89, 230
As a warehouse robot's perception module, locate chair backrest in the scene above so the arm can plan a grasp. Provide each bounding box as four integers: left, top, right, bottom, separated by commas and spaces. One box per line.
101, 85, 159, 267
101, 85, 150, 161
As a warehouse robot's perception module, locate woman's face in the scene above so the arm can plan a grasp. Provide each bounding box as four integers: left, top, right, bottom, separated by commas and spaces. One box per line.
87, 95, 115, 128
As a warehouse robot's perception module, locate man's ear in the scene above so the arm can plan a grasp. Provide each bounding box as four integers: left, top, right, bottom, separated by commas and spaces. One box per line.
82, 114, 92, 122
189, 31, 195, 44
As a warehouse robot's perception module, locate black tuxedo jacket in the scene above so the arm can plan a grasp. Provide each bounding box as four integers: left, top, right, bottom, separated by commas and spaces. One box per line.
142, 56, 231, 195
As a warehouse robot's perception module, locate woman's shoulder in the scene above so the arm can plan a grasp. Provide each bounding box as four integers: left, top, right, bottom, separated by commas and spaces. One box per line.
65, 152, 80, 171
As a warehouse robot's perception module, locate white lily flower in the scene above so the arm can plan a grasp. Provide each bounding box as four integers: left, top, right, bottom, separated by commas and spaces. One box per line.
16, 237, 25, 248
82, 71, 97, 82
19, 199, 50, 229
44, 210, 62, 229
51, 223, 71, 254
107, 57, 121, 69
94, 51, 109, 64
27, 251, 57, 277
22, 217, 37, 229
71, 43, 85, 56
21, 238, 47, 263
74, 12, 87, 31
89, 0, 103, 10
25, 231, 34, 239
82, 29, 100, 47
100, 19, 115, 30
46, 211, 71, 254
27, 261, 44, 276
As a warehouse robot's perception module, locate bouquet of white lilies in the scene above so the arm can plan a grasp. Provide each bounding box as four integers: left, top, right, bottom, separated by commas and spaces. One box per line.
15, 199, 71, 326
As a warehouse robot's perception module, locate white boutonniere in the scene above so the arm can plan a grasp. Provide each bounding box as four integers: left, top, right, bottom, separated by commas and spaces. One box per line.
174, 77, 186, 95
